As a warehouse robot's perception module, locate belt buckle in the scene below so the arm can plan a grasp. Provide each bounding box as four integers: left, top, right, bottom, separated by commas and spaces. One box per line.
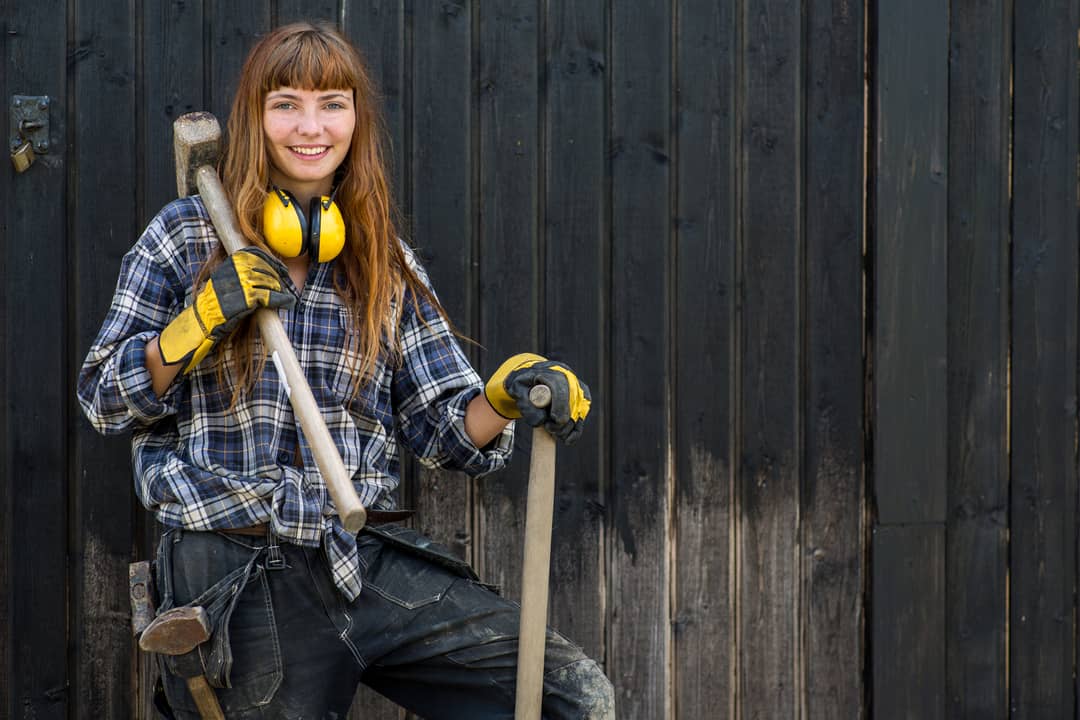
265, 543, 285, 571
264, 528, 286, 571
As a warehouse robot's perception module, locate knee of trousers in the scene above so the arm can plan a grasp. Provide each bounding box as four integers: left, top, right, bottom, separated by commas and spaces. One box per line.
546, 658, 616, 719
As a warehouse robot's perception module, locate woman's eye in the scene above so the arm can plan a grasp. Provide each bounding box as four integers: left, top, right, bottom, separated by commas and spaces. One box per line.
326, 102, 345, 110
272, 102, 294, 110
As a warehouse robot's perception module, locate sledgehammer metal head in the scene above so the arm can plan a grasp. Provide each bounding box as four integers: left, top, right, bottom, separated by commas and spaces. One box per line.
139, 605, 211, 656
174, 111, 222, 198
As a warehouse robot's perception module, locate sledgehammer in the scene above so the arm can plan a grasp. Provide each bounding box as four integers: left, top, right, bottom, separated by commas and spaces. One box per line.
140, 606, 224, 720
515, 384, 557, 720
130, 561, 223, 720
172, 111, 367, 532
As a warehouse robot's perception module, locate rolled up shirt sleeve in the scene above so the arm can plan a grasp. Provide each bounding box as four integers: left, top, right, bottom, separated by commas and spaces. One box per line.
391, 255, 514, 476
79, 331, 180, 432
77, 214, 187, 433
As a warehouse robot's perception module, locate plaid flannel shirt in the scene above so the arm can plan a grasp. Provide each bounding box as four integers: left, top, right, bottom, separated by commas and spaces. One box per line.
77, 196, 513, 600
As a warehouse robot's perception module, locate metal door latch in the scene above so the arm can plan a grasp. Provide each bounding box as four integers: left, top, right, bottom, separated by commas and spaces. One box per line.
9, 95, 50, 173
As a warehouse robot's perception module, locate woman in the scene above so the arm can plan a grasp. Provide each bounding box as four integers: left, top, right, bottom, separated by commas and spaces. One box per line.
78, 21, 613, 720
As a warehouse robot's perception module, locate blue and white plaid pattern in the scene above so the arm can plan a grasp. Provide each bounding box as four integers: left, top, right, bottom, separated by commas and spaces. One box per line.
78, 196, 513, 600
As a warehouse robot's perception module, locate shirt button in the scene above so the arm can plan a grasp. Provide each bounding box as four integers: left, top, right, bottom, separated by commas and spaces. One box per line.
277, 450, 292, 464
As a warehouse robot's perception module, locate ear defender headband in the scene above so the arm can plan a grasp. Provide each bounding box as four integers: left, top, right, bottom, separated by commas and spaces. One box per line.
262, 187, 346, 263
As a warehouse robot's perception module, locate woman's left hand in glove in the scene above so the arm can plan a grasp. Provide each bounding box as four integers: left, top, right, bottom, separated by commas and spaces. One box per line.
484, 353, 592, 444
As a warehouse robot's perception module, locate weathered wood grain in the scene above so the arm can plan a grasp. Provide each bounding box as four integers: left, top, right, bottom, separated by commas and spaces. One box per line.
278, 0, 339, 26
543, 0, 608, 664
673, 0, 736, 716
872, 0, 948, 526
209, 0, 271, 122
142, 0, 205, 228
872, 526, 945, 719
1010, 0, 1079, 716
344, 0, 407, 204
737, 1, 803, 717
473, 0, 538, 605
2, 3, 70, 717
404, 0, 474, 548
1, 12, 11, 718
71, 0, 142, 716
946, 0, 1010, 717
608, 0, 671, 717
803, 0, 865, 716
348, 684, 405, 720
871, 2, 949, 716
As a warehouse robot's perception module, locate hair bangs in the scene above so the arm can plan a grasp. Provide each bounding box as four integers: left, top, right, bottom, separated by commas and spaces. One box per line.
263, 30, 358, 93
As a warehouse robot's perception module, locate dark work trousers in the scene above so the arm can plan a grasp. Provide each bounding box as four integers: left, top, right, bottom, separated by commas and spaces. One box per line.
154, 525, 614, 719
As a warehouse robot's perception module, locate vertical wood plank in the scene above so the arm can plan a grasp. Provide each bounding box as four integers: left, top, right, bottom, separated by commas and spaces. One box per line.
872, 0, 948, 526
0, 12, 11, 719
278, 0, 339, 26
406, 0, 474, 619
871, 2, 948, 716
803, 0, 865, 716
608, 0, 671, 716
737, 1, 802, 716
2, 3, 69, 718
210, 0, 272, 122
142, 0, 205, 236
71, 0, 142, 716
344, 0, 407, 205
1010, 0, 1079, 715
872, 526, 945, 718
473, 0, 538, 598
945, 0, 1010, 717
544, 0, 608, 662
673, 0, 737, 716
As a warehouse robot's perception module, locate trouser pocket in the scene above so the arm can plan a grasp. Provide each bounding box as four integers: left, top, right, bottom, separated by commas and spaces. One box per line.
154, 529, 284, 713
358, 525, 485, 609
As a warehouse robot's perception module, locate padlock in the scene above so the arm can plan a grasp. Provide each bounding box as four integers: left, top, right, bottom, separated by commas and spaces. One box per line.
10, 140, 35, 172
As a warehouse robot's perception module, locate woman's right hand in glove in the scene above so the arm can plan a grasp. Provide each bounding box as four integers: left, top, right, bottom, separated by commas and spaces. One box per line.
158, 247, 296, 373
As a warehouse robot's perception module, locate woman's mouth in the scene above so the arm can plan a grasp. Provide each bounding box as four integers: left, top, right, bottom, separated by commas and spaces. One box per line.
290, 146, 330, 158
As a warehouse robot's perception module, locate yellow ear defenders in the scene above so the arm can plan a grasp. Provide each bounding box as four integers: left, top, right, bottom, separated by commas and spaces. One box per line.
262, 187, 346, 263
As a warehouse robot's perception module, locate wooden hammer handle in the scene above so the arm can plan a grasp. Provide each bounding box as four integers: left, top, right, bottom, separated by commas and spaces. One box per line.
187, 675, 226, 720
515, 384, 556, 720
195, 165, 367, 533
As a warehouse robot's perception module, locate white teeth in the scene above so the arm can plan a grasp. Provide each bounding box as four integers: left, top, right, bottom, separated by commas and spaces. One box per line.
291, 146, 328, 156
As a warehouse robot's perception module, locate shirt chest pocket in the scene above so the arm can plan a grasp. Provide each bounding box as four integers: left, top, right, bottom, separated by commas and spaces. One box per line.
328, 307, 393, 410
300, 307, 360, 403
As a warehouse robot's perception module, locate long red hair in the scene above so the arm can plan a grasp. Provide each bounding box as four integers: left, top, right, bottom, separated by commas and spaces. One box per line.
202, 22, 442, 401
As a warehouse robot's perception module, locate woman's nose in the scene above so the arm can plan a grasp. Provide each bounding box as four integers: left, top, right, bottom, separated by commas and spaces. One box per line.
297, 110, 321, 135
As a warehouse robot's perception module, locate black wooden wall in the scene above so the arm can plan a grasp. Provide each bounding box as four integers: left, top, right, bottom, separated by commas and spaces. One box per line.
1, 1, 1078, 718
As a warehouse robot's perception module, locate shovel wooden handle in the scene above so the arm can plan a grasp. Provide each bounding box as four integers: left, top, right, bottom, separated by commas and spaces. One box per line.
193, 164, 367, 532
515, 384, 556, 720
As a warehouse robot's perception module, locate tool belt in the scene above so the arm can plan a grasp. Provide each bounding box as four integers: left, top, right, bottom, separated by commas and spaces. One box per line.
156, 535, 267, 688
138, 510, 417, 690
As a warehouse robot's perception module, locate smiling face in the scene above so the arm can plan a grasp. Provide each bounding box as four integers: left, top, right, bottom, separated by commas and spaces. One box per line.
263, 87, 356, 202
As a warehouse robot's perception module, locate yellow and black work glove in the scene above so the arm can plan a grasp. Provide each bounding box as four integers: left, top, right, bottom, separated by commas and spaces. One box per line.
158, 247, 295, 373
485, 352, 592, 444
